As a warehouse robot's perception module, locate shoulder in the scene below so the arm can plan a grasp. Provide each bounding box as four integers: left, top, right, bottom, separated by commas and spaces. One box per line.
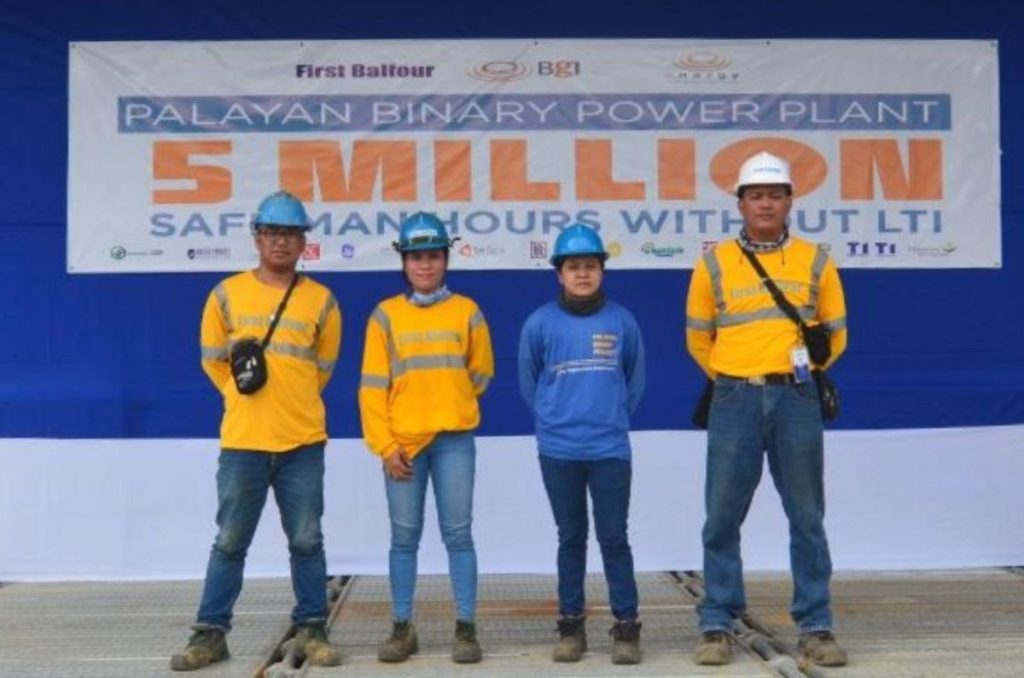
523, 301, 559, 329
605, 300, 639, 326
448, 293, 481, 312
216, 270, 250, 292
297, 275, 338, 304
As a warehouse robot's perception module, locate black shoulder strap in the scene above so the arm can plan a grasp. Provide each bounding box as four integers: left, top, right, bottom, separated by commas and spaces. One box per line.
261, 274, 300, 348
738, 243, 808, 331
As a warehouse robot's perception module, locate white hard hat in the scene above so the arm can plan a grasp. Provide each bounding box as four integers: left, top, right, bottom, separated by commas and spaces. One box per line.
735, 151, 792, 195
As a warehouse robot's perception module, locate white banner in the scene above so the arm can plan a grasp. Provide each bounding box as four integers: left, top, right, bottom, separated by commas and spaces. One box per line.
68, 39, 1000, 272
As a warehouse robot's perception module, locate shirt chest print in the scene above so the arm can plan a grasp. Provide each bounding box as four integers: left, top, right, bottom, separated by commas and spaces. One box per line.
592, 332, 619, 357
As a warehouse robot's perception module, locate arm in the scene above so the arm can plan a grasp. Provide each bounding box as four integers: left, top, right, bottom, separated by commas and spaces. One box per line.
685, 259, 717, 378
315, 292, 342, 392
517, 315, 542, 412
358, 308, 399, 457
199, 286, 232, 394
466, 305, 495, 396
623, 312, 647, 416
817, 258, 848, 368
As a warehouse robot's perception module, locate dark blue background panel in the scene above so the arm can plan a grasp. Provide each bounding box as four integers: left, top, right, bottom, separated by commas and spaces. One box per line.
0, 0, 1021, 438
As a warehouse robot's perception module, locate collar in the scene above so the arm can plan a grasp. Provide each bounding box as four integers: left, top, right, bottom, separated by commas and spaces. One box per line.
558, 289, 606, 316
407, 284, 452, 307
738, 226, 790, 253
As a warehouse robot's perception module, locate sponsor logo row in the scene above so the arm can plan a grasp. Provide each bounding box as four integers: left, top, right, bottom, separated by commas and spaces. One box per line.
106, 240, 958, 262
293, 51, 741, 84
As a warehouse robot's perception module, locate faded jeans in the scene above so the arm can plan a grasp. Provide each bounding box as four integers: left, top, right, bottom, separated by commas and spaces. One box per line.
196, 443, 328, 630
698, 376, 834, 633
384, 431, 477, 622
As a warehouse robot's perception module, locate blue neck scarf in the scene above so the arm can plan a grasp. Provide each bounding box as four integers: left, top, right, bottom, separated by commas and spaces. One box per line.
408, 284, 452, 307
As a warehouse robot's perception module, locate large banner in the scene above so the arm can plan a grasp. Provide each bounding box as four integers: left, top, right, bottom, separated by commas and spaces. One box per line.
68, 39, 1000, 272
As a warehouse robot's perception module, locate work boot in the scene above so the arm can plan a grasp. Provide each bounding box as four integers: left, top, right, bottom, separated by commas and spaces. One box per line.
452, 619, 482, 663
170, 626, 229, 671
377, 620, 418, 663
609, 618, 642, 665
798, 630, 848, 666
693, 630, 733, 665
293, 621, 342, 667
553, 615, 587, 662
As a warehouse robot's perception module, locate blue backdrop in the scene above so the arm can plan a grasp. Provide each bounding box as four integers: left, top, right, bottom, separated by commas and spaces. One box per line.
1, 0, 1021, 438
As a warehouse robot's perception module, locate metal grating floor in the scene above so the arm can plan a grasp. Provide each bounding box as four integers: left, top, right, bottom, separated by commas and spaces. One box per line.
2, 570, 1024, 677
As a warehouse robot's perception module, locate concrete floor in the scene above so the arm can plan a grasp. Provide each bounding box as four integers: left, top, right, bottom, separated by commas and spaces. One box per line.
1, 570, 1023, 677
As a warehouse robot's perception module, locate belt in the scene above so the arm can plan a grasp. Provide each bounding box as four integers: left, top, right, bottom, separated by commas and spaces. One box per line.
719, 372, 795, 386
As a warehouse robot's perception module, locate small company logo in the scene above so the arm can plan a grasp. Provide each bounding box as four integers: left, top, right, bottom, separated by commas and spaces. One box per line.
302, 243, 321, 261
908, 243, 958, 258
459, 242, 506, 258
537, 60, 581, 78
667, 51, 740, 83
295, 63, 436, 79
341, 244, 356, 259
846, 241, 897, 257
605, 241, 623, 258
467, 59, 581, 82
187, 247, 231, 261
641, 242, 685, 258
468, 60, 532, 82
701, 240, 719, 253
109, 245, 164, 260
529, 240, 549, 260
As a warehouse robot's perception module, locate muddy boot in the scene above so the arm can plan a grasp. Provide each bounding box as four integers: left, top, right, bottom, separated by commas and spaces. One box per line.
553, 615, 587, 662
293, 621, 342, 667
452, 619, 482, 664
798, 630, 848, 666
377, 620, 418, 663
694, 630, 733, 665
170, 626, 229, 671
610, 618, 642, 665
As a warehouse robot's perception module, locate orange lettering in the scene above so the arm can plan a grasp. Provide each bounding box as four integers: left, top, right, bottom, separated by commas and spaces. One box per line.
434, 140, 472, 202
279, 140, 416, 202
152, 141, 232, 204
710, 137, 827, 198
575, 139, 645, 200
839, 139, 943, 200
657, 139, 696, 200
490, 139, 560, 201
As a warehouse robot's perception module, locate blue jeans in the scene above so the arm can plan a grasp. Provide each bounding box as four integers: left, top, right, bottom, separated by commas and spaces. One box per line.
384, 431, 477, 622
196, 443, 328, 631
698, 376, 833, 633
539, 455, 639, 621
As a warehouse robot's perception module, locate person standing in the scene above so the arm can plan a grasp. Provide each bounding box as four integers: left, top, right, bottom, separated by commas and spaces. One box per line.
686, 152, 849, 667
358, 212, 494, 664
172, 191, 343, 671
518, 224, 646, 665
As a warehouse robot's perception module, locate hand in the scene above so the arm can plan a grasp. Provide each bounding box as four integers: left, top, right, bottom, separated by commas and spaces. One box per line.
382, 449, 413, 481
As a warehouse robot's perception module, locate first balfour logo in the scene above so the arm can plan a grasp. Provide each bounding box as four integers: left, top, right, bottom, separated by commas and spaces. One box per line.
296, 63, 436, 78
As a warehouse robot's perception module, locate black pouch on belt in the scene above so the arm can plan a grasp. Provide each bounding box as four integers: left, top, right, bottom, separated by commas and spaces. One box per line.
228, 274, 299, 396
801, 323, 832, 366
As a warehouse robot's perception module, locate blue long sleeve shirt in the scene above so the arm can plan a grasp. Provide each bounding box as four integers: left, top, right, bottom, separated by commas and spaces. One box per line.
518, 300, 646, 460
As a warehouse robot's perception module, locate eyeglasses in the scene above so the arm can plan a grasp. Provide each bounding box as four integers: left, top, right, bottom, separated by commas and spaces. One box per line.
257, 227, 305, 242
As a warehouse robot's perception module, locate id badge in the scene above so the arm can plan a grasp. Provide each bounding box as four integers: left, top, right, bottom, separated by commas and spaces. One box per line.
790, 346, 812, 384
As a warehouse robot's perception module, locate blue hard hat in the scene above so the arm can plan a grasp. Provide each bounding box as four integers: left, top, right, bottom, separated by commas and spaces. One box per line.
393, 212, 454, 252
252, 191, 310, 231
550, 223, 607, 266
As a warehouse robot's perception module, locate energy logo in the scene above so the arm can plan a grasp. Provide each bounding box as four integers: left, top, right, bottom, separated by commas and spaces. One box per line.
668, 51, 739, 83
674, 51, 732, 72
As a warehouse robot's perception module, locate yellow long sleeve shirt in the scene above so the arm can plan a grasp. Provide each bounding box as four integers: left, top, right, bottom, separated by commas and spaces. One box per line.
686, 237, 847, 377
358, 293, 494, 458
200, 271, 342, 451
